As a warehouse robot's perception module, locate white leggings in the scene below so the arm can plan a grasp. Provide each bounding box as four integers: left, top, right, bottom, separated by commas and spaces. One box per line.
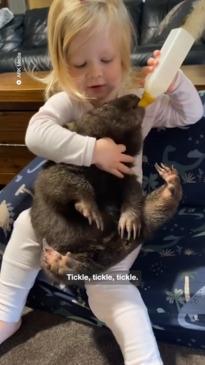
0, 209, 163, 365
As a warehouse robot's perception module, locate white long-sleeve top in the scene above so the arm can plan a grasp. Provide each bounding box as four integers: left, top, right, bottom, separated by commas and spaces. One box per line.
25, 70, 204, 183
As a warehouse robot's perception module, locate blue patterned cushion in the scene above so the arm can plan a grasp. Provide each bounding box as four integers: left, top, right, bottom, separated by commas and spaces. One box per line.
134, 204, 205, 348
0, 157, 46, 248
143, 91, 205, 206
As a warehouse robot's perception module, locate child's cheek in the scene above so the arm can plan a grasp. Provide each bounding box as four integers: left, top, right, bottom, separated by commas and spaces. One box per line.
70, 73, 85, 92
107, 61, 123, 88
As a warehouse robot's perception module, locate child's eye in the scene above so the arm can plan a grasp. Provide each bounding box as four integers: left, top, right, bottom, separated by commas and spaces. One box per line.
74, 62, 86, 68
101, 59, 113, 63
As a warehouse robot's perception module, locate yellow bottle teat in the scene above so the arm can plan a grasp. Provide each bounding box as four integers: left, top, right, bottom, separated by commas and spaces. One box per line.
138, 91, 156, 108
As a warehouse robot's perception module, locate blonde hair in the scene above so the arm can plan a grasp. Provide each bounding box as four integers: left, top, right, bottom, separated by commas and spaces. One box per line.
43, 0, 137, 100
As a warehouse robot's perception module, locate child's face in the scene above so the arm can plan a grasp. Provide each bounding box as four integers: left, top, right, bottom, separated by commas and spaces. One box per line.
68, 24, 123, 105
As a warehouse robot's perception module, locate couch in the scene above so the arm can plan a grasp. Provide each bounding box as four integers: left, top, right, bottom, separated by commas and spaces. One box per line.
0, 90, 205, 349
0, 0, 204, 73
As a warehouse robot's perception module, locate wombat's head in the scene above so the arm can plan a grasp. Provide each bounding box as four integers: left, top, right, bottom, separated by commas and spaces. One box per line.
112, 94, 140, 111
110, 94, 144, 124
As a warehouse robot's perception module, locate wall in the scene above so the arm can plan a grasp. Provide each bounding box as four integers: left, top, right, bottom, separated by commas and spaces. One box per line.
8, 0, 26, 14
27, 0, 52, 8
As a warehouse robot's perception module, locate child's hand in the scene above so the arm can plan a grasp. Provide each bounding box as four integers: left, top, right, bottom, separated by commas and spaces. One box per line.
139, 50, 160, 88
140, 50, 178, 92
92, 137, 135, 178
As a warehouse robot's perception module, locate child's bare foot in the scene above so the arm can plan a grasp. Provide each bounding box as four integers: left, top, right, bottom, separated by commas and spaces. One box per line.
0, 319, 22, 344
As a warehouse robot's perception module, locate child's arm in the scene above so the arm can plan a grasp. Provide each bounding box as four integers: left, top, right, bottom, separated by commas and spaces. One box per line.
25, 91, 96, 166
141, 51, 203, 129
25, 91, 134, 178
146, 70, 204, 129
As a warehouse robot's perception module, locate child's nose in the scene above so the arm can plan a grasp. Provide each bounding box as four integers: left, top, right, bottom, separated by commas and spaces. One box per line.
88, 62, 103, 79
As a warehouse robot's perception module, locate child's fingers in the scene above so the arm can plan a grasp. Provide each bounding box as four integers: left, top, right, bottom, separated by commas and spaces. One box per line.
111, 169, 124, 179
118, 144, 126, 153
153, 49, 160, 57
120, 153, 135, 163
118, 163, 134, 175
137, 50, 161, 87
145, 65, 154, 74
147, 50, 160, 65
111, 162, 134, 179
147, 57, 159, 67
147, 57, 155, 65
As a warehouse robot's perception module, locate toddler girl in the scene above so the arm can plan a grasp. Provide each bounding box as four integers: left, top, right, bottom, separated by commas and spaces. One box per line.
0, 1, 203, 364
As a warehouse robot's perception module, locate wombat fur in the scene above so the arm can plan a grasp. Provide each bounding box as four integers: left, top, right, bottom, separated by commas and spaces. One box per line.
30, 94, 182, 283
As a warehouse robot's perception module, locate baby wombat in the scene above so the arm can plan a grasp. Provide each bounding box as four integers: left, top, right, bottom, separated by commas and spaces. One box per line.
30, 94, 182, 284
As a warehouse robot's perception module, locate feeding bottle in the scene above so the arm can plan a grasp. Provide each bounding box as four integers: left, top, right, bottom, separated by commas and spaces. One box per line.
138, 0, 205, 108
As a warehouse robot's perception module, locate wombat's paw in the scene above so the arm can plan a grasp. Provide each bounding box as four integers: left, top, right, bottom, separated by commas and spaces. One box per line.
118, 211, 141, 240
41, 245, 78, 277
75, 200, 104, 230
155, 163, 182, 197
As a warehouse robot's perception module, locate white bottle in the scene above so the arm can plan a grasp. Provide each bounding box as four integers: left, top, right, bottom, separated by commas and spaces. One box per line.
138, 28, 195, 108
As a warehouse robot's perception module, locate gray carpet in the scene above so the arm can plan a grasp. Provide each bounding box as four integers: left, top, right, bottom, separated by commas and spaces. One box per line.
0, 308, 205, 365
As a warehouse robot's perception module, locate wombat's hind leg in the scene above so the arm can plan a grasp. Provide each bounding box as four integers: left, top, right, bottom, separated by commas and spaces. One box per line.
143, 163, 182, 238
118, 176, 143, 240
75, 199, 104, 230
41, 243, 81, 277
154, 163, 182, 199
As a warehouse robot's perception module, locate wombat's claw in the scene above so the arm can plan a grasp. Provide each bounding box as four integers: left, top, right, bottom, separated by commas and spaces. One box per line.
154, 163, 182, 199
118, 212, 141, 240
42, 238, 50, 251
92, 211, 104, 231
154, 163, 177, 178
75, 200, 104, 231
42, 239, 56, 259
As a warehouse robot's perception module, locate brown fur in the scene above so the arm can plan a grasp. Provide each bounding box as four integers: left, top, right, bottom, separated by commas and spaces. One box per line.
30, 95, 182, 284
